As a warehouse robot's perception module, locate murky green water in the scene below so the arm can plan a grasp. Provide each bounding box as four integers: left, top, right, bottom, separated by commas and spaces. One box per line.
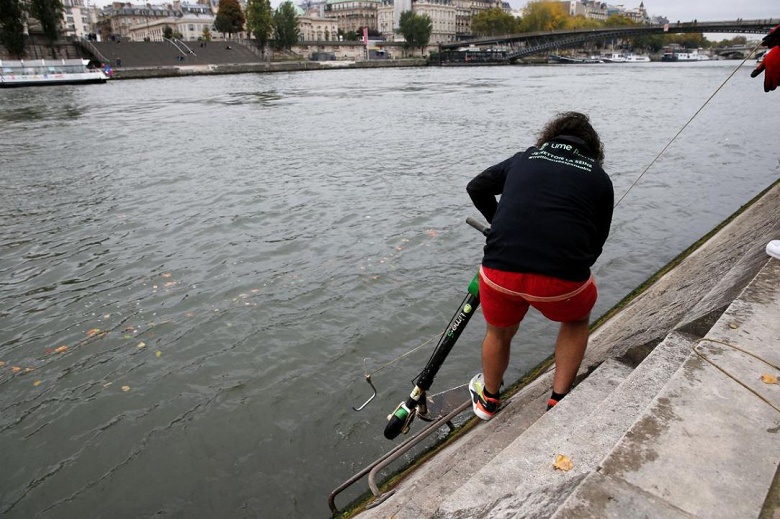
1, 62, 777, 518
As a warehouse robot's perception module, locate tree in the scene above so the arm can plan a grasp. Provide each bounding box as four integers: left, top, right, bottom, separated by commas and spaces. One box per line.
246, 0, 273, 53
398, 11, 432, 56
519, 1, 568, 32
273, 1, 299, 51
202, 27, 212, 41
163, 25, 173, 39
0, 0, 26, 58
471, 7, 519, 37
215, 0, 245, 39
29, 0, 63, 52
604, 13, 635, 26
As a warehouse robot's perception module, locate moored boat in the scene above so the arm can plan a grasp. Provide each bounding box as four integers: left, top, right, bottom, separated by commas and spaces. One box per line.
548, 54, 603, 64
0, 59, 108, 88
624, 53, 651, 62
601, 52, 627, 63
661, 49, 709, 62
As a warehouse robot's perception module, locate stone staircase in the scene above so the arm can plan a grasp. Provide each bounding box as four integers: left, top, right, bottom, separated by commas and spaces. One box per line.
86, 41, 264, 68
353, 184, 780, 519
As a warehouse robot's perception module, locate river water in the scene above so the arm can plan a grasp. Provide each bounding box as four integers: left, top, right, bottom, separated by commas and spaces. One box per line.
0, 61, 777, 518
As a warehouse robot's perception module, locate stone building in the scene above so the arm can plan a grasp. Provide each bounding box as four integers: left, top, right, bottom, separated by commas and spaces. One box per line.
324, 0, 381, 35
453, 0, 508, 38
298, 5, 341, 41
102, 2, 180, 39
378, 0, 502, 42
62, 0, 91, 39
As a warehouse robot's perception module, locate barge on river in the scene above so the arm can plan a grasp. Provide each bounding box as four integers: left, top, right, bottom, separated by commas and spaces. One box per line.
0, 59, 108, 88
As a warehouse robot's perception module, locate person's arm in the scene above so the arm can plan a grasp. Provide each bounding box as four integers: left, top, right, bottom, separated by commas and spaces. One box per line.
762, 24, 780, 48
466, 156, 513, 224
752, 25, 780, 92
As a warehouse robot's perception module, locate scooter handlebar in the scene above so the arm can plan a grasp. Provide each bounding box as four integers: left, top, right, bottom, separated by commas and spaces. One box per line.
466, 217, 490, 237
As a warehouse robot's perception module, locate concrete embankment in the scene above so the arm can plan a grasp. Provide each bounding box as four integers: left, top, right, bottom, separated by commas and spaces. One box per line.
340, 179, 780, 519
112, 59, 428, 80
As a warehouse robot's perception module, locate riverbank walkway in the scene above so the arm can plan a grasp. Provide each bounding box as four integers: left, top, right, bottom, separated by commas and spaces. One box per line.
346, 181, 780, 518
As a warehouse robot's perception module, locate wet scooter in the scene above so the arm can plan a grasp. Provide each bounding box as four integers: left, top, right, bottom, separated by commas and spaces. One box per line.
382, 217, 489, 440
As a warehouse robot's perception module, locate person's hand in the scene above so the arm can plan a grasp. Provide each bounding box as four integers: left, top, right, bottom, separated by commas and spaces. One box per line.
762, 24, 780, 48
751, 46, 780, 92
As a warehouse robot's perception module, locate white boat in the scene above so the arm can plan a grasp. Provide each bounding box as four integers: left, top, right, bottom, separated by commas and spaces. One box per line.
624, 53, 651, 63
661, 49, 709, 62
548, 54, 603, 64
601, 53, 627, 63
0, 59, 108, 88
602, 52, 650, 63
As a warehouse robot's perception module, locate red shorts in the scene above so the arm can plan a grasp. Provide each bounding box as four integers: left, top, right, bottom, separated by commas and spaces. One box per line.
478, 266, 597, 327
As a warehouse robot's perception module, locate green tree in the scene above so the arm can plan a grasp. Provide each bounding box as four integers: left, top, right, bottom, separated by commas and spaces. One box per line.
519, 1, 568, 32
163, 25, 173, 39
0, 0, 26, 58
604, 13, 635, 26
246, 0, 273, 53
202, 27, 212, 41
215, 0, 245, 39
398, 11, 432, 56
564, 15, 602, 30
471, 7, 519, 37
273, 1, 299, 50
666, 32, 708, 49
29, 0, 63, 51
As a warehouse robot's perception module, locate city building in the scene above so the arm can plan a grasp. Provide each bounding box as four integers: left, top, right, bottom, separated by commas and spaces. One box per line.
453, 0, 508, 39
62, 0, 91, 39
324, 0, 381, 35
298, 5, 341, 41
101, 2, 182, 39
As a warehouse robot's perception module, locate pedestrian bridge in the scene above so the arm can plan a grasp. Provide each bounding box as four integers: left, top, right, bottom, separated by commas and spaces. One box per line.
440, 19, 777, 63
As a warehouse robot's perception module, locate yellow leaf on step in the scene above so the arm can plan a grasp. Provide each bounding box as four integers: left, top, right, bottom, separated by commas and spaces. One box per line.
553, 454, 573, 472
761, 374, 778, 384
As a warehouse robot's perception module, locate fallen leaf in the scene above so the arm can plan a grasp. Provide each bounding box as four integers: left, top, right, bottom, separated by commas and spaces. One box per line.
121, 385, 130, 392
0, 361, 5, 367
87, 328, 101, 337
155, 351, 162, 358
553, 454, 573, 472
137, 342, 146, 349
33, 380, 42, 387
761, 374, 778, 384
11, 366, 22, 373
162, 273, 172, 278
54, 345, 68, 353
728, 323, 738, 329
164, 281, 176, 287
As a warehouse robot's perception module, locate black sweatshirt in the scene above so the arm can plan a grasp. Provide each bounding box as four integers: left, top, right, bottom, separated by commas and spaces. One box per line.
467, 135, 614, 282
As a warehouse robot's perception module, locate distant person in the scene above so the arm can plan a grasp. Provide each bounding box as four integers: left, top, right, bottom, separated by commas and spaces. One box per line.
752, 24, 780, 92
466, 112, 613, 420
116, 57, 122, 67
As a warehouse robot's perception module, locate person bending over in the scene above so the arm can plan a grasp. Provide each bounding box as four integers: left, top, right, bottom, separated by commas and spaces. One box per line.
466, 111, 614, 420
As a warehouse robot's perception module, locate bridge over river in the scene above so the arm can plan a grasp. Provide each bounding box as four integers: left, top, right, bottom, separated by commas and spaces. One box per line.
439, 19, 777, 63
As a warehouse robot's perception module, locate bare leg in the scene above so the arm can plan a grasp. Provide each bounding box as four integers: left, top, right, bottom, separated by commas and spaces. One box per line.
552, 314, 591, 394
481, 322, 519, 395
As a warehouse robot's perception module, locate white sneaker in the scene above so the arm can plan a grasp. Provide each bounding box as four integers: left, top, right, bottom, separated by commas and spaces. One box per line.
767, 240, 780, 260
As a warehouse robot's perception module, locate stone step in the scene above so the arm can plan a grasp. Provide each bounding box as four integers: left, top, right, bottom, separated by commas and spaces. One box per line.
435, 331, 696, 519
358, 357, 632, 519
552, 258, 780, 519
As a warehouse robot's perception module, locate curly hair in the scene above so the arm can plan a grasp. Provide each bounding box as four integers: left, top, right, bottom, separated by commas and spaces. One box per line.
535, 111, 605, 164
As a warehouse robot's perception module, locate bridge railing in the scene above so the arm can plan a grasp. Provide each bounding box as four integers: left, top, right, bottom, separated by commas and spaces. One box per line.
441, 19, 777, 62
